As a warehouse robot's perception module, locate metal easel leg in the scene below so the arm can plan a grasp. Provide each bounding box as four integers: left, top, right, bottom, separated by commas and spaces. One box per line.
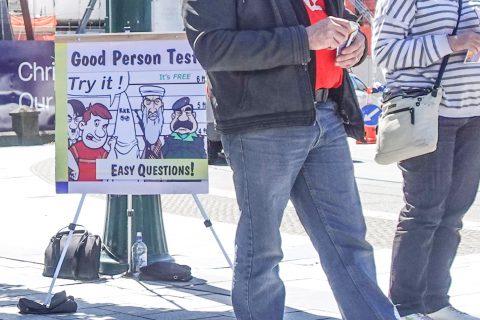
126, 194, 134, 276
191, 194, 233, 270
43, 194, 87, 307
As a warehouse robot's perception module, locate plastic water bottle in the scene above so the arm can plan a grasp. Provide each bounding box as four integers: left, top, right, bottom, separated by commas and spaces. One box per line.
132, 232, 148, 275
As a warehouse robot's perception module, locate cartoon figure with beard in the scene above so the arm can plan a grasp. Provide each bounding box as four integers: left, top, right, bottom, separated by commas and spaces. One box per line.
67, 99, 86, 147
68, 103, 117, 181
137, 86, 165, 159
162, 97, 207, 159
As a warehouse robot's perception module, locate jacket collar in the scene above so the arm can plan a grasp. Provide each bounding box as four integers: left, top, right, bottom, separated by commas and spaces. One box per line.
271, 0, 342, 26
324, 0, 341, 17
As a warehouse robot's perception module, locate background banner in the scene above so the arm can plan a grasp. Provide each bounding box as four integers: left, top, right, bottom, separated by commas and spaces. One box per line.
55, 33, 208, 194
0, 41, 55, 132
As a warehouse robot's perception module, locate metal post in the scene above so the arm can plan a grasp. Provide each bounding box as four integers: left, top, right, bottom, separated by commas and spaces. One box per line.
77, 0, 98, 34
0, 0, 13, 40
100, 0, 172, 276
105, 0, 110, 33
19, 0, 34, 40
192, 194, 233, 270
101, 195, 172, 275
107, 0, 151, 33
43, 194, 87, 307
127, 194, 133, 275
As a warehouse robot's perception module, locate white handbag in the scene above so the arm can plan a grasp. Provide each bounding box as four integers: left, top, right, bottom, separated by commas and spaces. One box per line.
374, 0, 461, 165
374, 88, 443, 165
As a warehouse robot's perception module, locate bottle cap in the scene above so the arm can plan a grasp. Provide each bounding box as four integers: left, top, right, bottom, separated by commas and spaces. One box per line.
136, 232, 142, 240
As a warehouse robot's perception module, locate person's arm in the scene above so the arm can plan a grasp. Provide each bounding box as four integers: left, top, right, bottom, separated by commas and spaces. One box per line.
182, 0, 310, 72
372, 0, 453, 70
183, 0, 350, 72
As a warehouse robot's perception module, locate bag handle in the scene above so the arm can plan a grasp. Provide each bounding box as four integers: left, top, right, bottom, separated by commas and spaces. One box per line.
433, 0, 463, 94
54, 224, 87, 237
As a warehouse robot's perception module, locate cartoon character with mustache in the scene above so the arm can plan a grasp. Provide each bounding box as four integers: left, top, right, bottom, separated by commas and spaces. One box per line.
68, 103, 117, 181
67, 99, 86, 147
162, 97, 206, 159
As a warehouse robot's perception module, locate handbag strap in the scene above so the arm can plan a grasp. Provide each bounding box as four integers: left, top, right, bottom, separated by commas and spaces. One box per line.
433, 0, 463, 93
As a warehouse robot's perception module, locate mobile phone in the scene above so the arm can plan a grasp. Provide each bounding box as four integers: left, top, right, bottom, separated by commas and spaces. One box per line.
337, 22, 359, 56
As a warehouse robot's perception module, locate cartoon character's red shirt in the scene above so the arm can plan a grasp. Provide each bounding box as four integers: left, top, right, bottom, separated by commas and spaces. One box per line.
70, 140, 108, 181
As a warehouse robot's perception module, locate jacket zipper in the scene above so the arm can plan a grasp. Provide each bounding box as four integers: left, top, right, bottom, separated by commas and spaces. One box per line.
301, 63, 315, 109
386, 107, 415, 124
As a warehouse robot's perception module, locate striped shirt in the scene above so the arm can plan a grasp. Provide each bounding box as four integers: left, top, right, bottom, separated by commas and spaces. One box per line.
373, 0, 480, 117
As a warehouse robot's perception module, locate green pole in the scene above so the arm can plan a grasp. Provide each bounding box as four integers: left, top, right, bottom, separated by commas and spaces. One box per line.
104, 0, 110, 33
100, 0, 172, 276
107, 0, 151, 33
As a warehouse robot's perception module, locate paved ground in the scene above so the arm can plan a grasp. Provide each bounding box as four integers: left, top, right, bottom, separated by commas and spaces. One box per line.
1, 141, 480, 319
29, 145, 480, 255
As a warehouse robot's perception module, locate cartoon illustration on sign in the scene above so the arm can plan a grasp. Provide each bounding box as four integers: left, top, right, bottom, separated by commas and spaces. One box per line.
56, 38, 209, 194
66, 86, 207, 180
162, 97, 207, 159
67, 99, 86, 147
110, 92, 140, 159
68, 103, 117, 181
137, 85, 165, 159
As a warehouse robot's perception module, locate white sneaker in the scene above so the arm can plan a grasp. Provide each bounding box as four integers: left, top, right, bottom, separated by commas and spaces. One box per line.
401, 314, 433, 320
428, 306, 480, 320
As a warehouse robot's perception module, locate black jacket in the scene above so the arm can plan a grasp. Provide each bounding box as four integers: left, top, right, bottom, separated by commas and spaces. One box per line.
183, 0, 366, 141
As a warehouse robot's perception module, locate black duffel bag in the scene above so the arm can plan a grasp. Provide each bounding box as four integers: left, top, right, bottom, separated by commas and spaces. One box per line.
43, 225, 101, 281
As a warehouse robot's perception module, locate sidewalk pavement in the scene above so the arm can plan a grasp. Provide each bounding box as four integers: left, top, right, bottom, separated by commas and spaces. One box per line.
1, 142, 480, 320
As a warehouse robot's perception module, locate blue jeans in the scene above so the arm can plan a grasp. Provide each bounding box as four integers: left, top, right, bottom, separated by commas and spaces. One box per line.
390, 116, 480, 316
221, 101, 398, 320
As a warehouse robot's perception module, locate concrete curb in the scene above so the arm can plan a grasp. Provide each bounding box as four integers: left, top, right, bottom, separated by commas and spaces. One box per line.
0, 130, 55, 147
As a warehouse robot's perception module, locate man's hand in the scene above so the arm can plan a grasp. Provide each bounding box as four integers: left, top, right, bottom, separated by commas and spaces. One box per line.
306, 17, 352, 50
448, 31, 480, 53
335, 32, 366, 68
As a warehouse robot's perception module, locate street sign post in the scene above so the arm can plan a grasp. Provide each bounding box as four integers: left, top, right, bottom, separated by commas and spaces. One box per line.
358, 104, 382, 144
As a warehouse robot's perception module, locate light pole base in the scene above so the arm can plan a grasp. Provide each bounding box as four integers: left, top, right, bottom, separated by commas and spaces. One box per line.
99, 252, 129, 276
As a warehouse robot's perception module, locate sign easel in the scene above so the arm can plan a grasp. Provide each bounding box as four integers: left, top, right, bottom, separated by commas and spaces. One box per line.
41, 32, 233, 307
43, 192, 232, 307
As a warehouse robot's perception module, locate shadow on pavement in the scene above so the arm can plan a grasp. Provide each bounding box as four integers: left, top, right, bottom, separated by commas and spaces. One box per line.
1, 277, 340, 320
